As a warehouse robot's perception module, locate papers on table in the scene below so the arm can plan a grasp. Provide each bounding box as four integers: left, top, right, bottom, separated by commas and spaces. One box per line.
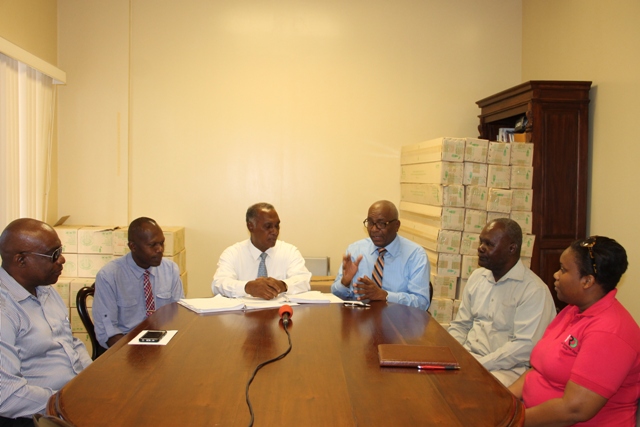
178, 291, 344, 314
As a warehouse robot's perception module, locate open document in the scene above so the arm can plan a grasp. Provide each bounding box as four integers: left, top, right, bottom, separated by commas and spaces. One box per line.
179, 291, 344, 314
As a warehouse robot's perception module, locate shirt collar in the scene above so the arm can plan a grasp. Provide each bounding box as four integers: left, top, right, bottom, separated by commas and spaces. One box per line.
369, 235, 400, 257
481, 259, 525, 285
125, 252, 156, 279
573, 288, 618, 318
249, 239, 277, 261
0, 266, 50, 302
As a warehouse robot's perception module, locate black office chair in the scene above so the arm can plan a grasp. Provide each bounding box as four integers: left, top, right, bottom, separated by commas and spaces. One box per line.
429, 281, 433, 302
76, 284, 107, 360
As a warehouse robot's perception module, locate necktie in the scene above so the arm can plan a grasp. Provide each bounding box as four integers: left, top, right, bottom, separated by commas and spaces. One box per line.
372, 248, 387, 288
257, 252, 268, 278
143, 269, 156, 317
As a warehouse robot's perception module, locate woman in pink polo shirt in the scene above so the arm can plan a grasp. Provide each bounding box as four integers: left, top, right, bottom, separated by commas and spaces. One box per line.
509, 236, 640, 426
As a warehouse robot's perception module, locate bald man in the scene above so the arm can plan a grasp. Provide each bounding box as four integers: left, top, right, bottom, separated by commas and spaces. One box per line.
93, 217, 184, 348
0, 218, 92, 424
331, 200, 431, 310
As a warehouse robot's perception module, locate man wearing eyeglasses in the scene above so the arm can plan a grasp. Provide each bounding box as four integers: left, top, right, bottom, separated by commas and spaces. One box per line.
0, 218, 92, 425
212, 203, 311, 300
331, 200, 430, 310
448, 218, 556, 387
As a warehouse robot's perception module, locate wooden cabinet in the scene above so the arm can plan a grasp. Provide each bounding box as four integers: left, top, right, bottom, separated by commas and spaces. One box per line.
476, 81, 591, 311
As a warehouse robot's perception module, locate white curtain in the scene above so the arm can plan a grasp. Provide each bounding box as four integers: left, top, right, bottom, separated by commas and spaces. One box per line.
0, 52, 55, 229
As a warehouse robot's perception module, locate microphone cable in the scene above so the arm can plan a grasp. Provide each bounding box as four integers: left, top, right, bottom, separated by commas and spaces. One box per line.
245, 321, 292, 427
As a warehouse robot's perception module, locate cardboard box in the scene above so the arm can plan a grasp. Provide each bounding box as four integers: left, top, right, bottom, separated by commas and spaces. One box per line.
53, 278, 72, 307
428, 297, 454, 324
463, 162, 488, 186
61, 253, 78, 277
163, 226, 186, 256
456, 278, 468, 299
486, 211, 507, 224
180, 271, 188, 297
401, 137, 465, 164
521, 257, 531, 269
522, 234, 536, 258
487, 188, 513, 213
511, 211, 533, 234
459, 232, 480, 255
452, 299, 462, 320
510, 166, 534, 189
78, 227, 113, 254
511, 189, 533, 211
513, 133, 527, 143
399, 201, 464, 231
400, 162, 464, 185
77, 254, 113, 279
431, 274, 457, 299
54, 225, 81, 253
487, 165, 511, 189
461, 255, 479, 279
465, 186, 488, 210
164, 249, 187, 274
510, 142, 534, 166
487, 141, 512, 165
70, 307, 91, 333
426, 250, 461, 277
398, 225, 461, 254
464, 138, 489, 163
400, 183, 465, 207
464, 209, 488, 234
70, 278, 95, 307
112, 227, 130, 256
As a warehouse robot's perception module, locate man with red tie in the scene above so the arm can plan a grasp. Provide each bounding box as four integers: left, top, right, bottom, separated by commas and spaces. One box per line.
331, 200, 431, 310
93, 217, 184, 348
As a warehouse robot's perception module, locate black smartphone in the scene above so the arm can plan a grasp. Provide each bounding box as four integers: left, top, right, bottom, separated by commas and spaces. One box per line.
139, 330, 167, 343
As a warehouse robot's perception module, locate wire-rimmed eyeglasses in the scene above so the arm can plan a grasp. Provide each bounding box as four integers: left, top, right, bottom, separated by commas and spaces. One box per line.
363, 219, 398, 230
580, 236, 597, 275
22, 246, 63, 263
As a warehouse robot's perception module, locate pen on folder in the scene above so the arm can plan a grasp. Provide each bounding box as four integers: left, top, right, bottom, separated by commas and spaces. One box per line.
417, 365, 460, 370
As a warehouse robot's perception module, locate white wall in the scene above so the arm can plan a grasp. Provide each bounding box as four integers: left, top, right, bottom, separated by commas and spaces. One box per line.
58, 0, 522, 297
523, 0, 640, 321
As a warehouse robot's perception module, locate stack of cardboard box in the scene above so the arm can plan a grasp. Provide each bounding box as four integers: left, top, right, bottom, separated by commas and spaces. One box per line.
400, 137, 535, 326
52, 224, 187, 355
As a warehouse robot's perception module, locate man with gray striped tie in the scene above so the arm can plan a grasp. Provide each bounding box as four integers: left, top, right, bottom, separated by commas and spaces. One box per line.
331, 200, 431, 310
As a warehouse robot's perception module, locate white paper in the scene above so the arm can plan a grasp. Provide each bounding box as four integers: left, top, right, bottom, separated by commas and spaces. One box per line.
129, 330, 178, 346
287, 291, 344, 304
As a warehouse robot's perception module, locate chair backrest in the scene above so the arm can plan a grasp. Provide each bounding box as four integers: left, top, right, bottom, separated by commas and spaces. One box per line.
33, 413, 75, 427
76, 284, 107, 360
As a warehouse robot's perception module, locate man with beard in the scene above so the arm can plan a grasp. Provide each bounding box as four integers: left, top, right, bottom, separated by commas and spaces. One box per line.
448, 218, 555, 386
93, 217, 184, 348
331, 200, 430, 310
212, 203, 311, 299
0, 218, 92, 425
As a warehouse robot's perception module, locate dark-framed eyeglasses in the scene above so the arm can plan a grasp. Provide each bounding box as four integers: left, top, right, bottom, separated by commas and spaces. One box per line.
580, 236, 597, 275
363, 219, 398, 230
22, 246, 63, 263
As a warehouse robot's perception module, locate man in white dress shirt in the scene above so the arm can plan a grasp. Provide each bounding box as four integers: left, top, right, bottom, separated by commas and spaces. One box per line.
212, 203, 311, 299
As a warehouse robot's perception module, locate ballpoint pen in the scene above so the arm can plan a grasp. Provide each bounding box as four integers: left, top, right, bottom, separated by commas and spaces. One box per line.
417, 365, 460, 370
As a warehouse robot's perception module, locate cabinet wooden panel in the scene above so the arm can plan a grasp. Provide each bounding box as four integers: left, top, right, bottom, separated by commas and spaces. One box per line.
477, 81, 591, 311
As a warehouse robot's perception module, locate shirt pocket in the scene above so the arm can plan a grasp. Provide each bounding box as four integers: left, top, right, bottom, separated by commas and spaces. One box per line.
156, 292, 172, 303
492, 301, 516, 332
116, 296, 138, 308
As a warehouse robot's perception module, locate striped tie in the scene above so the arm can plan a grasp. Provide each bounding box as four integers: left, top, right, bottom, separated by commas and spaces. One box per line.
257, 252, 268, 278
372, 248, 387, 288
143, 269, 156, 317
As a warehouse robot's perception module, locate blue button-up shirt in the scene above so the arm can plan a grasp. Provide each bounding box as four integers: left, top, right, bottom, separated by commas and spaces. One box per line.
93, 252, 184, 347
0, 267, 92, 418
331, 235, 431, 310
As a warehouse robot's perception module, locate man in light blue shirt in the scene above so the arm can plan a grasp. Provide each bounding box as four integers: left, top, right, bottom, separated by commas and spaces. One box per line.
331, 200, 431, 310
0, 218, 92, 424
93, 217, 184, 348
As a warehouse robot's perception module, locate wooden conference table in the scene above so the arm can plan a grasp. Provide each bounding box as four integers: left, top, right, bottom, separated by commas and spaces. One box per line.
49, 302, 524, 426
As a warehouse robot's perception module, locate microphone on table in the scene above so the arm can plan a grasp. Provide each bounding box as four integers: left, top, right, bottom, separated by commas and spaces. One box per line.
278, 304, 293, 327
